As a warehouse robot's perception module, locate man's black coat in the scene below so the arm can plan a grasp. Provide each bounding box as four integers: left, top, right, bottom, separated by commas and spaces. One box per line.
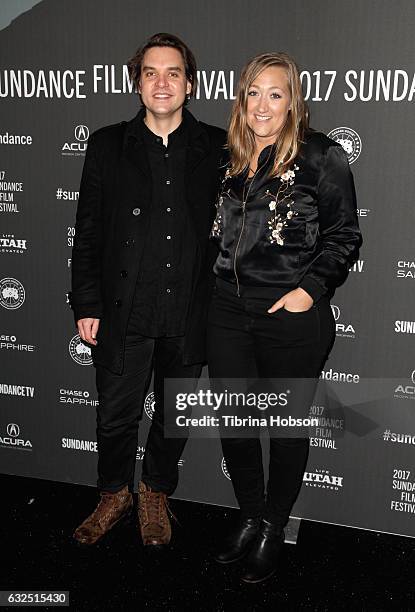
70, 108, 226, 374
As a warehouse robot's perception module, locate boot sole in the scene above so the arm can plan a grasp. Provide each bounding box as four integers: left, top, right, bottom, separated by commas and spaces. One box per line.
214, 549, 251, 565
73, 503, 133, 547
241, 567, 277, 584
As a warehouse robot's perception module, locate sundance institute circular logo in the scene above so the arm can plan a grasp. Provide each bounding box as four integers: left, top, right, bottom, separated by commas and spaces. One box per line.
69, 334, 93, 366
221, 457, 231, 480
144, 392, 155, 420
327, 127, 362, 164
0, 277, 25, 309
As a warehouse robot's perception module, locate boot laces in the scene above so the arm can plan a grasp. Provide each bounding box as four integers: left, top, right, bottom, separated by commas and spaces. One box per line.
140, 488, 180, 529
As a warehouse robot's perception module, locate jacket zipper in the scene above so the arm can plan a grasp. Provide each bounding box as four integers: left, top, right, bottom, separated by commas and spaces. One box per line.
233, 199, 246, 297
233, 172, 257, 297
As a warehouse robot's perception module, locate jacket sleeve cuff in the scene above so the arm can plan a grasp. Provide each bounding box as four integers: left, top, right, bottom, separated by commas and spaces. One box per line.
68, 300, 103, 326
298, 277, 327, 303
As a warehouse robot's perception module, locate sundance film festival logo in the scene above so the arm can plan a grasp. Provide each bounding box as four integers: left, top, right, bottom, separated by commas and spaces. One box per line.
0, 422, 33, 450
303, 468, 343, 490
394, 370, 415, 401
221, 457, 231, 480
327, 127, 362, 164
144, 392, 155, 420
0, 233, 27, 254
0, 277, 25, 309
62, 124, 89, 157
331, 305, 356, 339
68, 334, 93, 366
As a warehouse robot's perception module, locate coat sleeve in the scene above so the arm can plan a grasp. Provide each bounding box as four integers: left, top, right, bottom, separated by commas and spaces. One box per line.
69, 134, 104, 323
298, 144, 363, 302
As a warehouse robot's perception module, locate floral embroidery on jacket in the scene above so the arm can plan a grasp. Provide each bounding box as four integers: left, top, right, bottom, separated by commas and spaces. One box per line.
264, 163, 299, 245
211, 167, 231, 237
211, 162, 299, 245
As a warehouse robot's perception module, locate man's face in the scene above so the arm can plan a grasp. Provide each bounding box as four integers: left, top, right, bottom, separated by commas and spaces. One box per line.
139, 46, 191, 118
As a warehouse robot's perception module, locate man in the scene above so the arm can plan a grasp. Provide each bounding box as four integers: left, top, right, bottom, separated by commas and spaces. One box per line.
69, 33, 226, 547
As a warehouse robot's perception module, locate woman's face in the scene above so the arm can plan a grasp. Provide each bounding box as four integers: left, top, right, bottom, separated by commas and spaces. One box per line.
246, 65, 291, 149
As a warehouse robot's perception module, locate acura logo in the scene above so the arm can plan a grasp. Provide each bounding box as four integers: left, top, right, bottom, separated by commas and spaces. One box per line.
411, 370, 415, 385
7, 423, 19, 437
74, 125, 89, 142
331, 305, 340, 321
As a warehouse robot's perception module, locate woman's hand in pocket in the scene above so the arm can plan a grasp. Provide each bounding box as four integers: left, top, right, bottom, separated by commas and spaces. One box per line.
267, 288, 313, 314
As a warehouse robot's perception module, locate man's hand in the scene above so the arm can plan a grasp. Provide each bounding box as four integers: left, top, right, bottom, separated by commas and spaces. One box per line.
268, 288, 313, 314
77, 318, 100, 346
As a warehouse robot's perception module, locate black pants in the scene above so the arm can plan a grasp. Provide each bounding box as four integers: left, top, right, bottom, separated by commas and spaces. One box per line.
207, 280, 335, 528
95, 308, 201, 495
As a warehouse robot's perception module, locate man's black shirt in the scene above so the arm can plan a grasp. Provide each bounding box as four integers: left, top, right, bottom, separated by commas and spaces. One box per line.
130, 115, 197, 337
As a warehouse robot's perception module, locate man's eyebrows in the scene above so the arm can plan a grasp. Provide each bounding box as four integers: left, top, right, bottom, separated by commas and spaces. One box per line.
142, 65, 183, 71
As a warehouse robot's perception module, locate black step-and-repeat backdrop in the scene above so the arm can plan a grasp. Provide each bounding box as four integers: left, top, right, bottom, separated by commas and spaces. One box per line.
1, 0, 415, 538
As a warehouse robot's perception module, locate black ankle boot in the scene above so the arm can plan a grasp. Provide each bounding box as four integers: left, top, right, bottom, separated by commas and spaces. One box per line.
214, 517, 262, 564
240, 519, 285, 583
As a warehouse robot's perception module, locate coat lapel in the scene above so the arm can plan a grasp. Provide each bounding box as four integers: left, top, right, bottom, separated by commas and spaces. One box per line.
121, 108, 151, 179
184, 109, 211, 174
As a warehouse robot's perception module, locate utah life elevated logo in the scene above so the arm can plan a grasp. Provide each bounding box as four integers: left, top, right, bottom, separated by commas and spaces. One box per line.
327, 127, 362, 164
0, 234, 27, 254
62, 124, 89, 157
303, 468, 343, 491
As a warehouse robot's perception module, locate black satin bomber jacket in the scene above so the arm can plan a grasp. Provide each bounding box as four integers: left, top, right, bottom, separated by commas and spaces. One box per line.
211, 130, 362, 302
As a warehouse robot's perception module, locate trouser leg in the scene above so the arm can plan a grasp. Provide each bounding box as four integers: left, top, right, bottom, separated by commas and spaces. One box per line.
95, 335, 154, 493
207, 293, 265, 519
254, 297, 335, 527
142, 336, 202, 496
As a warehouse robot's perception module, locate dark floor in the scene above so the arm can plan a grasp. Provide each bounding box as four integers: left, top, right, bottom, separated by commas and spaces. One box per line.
1, 473, 414, 611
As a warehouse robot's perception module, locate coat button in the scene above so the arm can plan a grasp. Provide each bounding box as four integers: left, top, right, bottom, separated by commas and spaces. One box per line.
132, 207, 141, 216
120, 270, 127, 278
115, 299, 122, 307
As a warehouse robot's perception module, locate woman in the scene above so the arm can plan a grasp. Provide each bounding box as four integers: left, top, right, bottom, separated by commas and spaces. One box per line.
207, 52, 362, 583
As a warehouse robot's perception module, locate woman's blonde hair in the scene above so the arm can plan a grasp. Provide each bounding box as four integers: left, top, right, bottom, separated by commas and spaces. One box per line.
228, 52, 309, 177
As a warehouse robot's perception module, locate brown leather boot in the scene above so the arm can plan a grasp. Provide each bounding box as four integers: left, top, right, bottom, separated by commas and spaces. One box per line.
137, 481, 174, 546
73, 485, 133, 545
